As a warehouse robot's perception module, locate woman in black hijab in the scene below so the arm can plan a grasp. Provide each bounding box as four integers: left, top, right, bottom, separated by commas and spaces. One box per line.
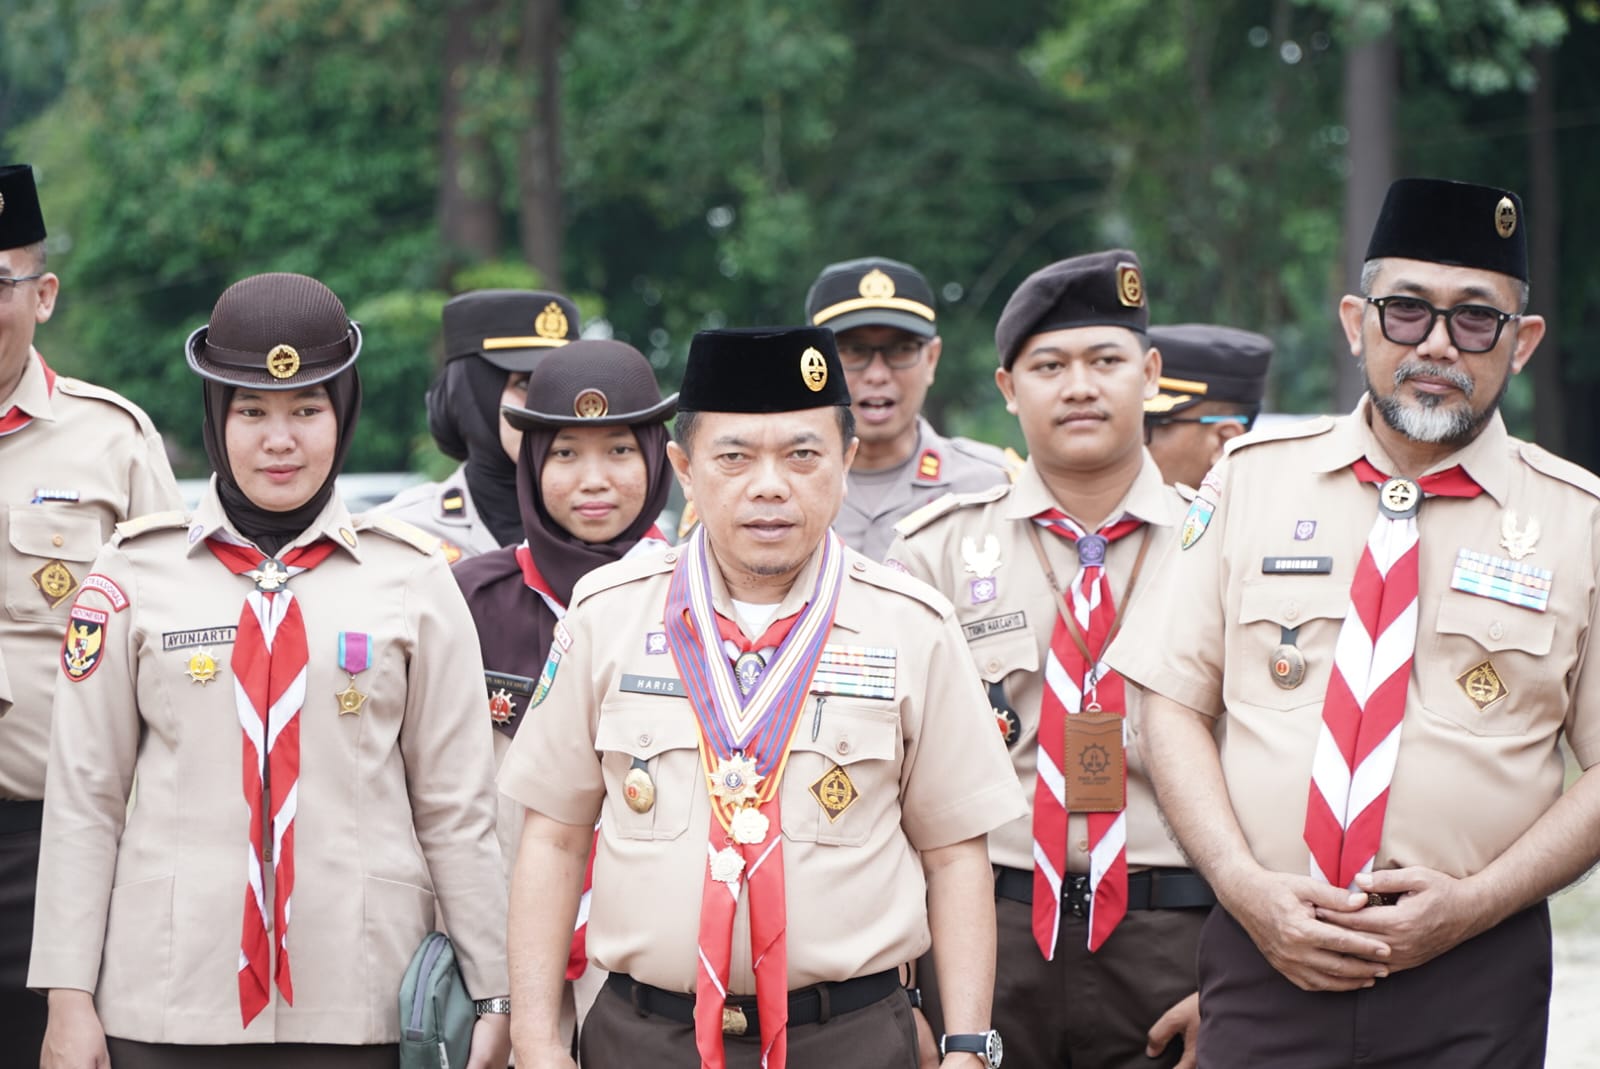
452, 338, 676, 1051
33, 273, 510, 1069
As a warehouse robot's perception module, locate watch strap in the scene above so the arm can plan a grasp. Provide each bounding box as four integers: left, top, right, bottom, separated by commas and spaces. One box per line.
473, 995, 511, 1015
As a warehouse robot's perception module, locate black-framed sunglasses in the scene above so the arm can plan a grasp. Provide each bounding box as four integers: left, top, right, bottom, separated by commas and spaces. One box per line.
1143, 413, 1253, 445
836, 339, 927, 372
1365, 295, 1518, 354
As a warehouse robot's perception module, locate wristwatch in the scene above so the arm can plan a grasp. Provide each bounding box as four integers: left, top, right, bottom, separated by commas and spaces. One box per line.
473, 995, 511, 1016
940, 1030, 1003, 1067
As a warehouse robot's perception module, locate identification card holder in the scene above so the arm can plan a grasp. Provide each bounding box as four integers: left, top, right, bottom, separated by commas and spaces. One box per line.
1063, 713, 1126, 812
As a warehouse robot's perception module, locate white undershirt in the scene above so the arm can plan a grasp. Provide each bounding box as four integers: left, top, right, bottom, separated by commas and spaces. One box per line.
729, 598, 781, 642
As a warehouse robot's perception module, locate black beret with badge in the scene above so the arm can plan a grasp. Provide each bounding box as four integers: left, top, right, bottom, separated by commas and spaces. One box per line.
679, 327, 850, 412
444, 288, 581, 372
1145, 324, 1273, 416
502, 339, 678, 430
0, 163, 48, 252
805, 256, 937, 338
186, 272, 361, 388
1365, 178, 1528, 282
994, 249, 1148, 369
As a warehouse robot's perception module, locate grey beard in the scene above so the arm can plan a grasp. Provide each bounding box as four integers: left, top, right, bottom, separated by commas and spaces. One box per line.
1365, 360, 1505, 446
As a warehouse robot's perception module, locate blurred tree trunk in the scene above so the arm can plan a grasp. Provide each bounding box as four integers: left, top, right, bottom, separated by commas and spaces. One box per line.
1336, 28, 1396, 409
438, 0, 503, 277
517, 0, 564, 290
1529, 44, 1563, 455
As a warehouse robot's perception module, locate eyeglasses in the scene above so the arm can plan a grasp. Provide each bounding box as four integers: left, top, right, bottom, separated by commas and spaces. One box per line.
1365, 295, 1518, 353
1144, 413, 1253, 445
0, 274, 44, 303
837, 339, 927, 371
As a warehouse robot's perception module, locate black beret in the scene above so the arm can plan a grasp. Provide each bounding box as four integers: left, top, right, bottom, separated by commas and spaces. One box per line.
1365, 178, 1527, 282
502, 339, 677, 430
186, 273, 361, 389
0, 164, 47, 252
805, 256, 937, 337
680, 327, 850, 413
443, 289, 581, 372
1145, 324, 1273, 415
995, 250, 1148, 369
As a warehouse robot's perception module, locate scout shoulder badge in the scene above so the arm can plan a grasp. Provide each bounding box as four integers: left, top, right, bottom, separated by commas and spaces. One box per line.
1181, 469, 1222, 550
61, 573, 131, 682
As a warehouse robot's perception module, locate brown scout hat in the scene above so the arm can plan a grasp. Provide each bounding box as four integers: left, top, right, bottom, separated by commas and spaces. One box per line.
186, 273, 361, 388
501, 339, 678, 430
994, 249, 1148, 369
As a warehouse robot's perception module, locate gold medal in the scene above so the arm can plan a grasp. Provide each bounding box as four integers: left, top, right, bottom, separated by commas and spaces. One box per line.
336, 675, 368, 715
709, 754, 762, 804
623, 765, 656, 814
185, 646, 221, 685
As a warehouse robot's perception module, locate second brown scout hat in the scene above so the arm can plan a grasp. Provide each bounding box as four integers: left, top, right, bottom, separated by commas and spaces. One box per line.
994, 249, 1148, 369
1145, 324, 1273, 416
185, 272, 361, 388
501, 340, 678, 430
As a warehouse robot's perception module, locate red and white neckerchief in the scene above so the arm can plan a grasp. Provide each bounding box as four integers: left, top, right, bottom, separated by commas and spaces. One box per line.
0, 353, 55, 438
1305, 459, 1481, 889
512, 525, 666, 981
664, 528, 844, 1069
1031, 509, 1143, 957
206, 535, 338, 1027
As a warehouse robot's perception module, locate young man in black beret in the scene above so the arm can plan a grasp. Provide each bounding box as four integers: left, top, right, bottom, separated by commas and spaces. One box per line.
890, 250, 1210, 1068
1143, 324, 1273, 492
806, 257, 1013, 561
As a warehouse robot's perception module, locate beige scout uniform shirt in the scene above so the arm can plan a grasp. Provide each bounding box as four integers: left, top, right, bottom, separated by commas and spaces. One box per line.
1107, 400, 1600, 879
1, 351, 180, 799
373, 462, 499, 562
498, 542, 1027, 994
838, 417, 1014, 562
0, 645, 11, 718
887, 455, 1187, 875
29, 485, 508, 1045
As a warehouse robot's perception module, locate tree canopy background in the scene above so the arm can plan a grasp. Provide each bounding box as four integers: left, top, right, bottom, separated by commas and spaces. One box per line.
3, 0, 1596, 476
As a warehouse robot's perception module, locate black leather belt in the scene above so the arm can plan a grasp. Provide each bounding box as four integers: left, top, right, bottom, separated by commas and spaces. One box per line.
994, 865, 1215, 915
605, 968, 901, 1036
0, 800, 43, 834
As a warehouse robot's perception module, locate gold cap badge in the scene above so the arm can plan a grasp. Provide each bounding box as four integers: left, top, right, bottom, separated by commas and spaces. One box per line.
535, 301, 570, 340
1116, 263, 1144, 308
800, 346, 829, 392
573, 388, 609, 419
858, 267, 896, 300
1495, 196, 1517, 239
0, 191, 6, 215
266, 344, 301, 379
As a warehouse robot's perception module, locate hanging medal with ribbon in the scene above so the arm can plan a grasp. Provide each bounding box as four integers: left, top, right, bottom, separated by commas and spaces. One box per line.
336, 631, 370, 715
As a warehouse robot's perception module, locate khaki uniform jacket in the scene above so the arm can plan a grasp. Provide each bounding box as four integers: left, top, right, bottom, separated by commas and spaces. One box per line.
886, 455, 1188, 874
498, 541, 1027, 994
28, 485, 508, 1044
1106, 400, 1600, 878
838, 417, 1014, 562
372, 463, 499, 563
0, 350, 180, 798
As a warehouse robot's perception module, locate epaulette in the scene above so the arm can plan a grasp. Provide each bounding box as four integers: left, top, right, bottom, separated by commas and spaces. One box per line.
1224, 414, 1336, 456
360, 514, 441, 555
894, 483, 1012, 538
1519, 442, 1600, 502
846, 553, 954, 619
111, 510, 191, 545
947, 435, 1013, 472
569, 545, 677, 610
1001, 447, 1027, 482
55, 378, 161, 436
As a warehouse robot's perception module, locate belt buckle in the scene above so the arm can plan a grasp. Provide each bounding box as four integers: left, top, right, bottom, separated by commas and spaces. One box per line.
1064, 875, 1090, 918
722, 1006, 749, 1035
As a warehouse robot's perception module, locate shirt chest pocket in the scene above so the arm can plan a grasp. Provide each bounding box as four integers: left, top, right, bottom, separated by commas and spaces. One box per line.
968, 629, 1039, 748
5, 506, 107, 625
780, 699, 901, 848
1231, 580, 1351, 712
1425, 595, 1559, 736
594, 704, 701, 841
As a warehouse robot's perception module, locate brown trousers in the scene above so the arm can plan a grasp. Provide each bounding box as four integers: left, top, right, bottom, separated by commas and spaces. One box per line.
104, 1039, 399, 1069
0, 813, 46, 1063
1196, 903, 1551, 1068
579, 980, 918, 1069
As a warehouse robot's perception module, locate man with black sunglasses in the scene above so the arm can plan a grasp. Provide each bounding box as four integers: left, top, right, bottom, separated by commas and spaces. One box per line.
1143, 324, 1273, 492
805, 257, 1014, 561
1109, 179, 1599, 1067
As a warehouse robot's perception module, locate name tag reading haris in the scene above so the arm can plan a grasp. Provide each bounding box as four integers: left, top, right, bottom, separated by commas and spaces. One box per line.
1063, 714, 1125, 813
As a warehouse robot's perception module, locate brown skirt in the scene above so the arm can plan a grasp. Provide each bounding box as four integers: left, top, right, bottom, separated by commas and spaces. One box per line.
105, 1038, 398, 1069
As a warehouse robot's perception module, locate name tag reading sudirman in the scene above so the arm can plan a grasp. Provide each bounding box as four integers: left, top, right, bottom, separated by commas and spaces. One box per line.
1261, 556, 1334, 575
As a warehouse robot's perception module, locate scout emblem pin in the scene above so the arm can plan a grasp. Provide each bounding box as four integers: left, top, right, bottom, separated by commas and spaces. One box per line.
488, 689, 515, 724
247, 558, 290, 592
335, 631, 370, 715
734, 651, 766, 695
1499, 511, 1540, 561
962, 534, 1001, 604
186, 646, 222, 685
1378, 478, 1420, 520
